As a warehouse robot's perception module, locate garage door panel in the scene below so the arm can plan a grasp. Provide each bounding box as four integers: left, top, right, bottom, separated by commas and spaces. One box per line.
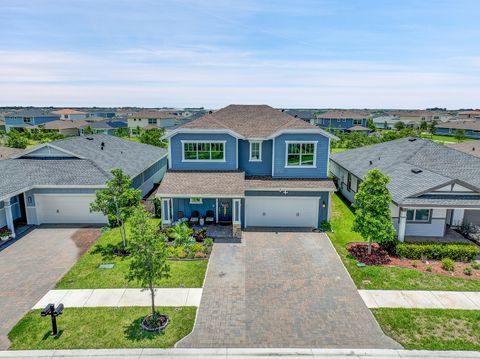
36, 195, 107, 224
245, 197, 318, 228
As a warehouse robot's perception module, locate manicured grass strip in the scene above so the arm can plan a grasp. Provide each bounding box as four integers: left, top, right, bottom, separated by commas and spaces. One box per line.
420, 133, 474, 143
329, 193, 480, 291
9, 307, 196, 350
372, 308, 480, 351
56, 221, 208, 289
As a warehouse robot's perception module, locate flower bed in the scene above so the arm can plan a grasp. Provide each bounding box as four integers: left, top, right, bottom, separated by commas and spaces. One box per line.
347, 242, 391, 265
166, 240, 213, 260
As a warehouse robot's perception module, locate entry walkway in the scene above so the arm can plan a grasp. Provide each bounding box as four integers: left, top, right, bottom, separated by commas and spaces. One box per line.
0, 348, 479, 358
33, 288, 203, 309
360, 290, 480, 309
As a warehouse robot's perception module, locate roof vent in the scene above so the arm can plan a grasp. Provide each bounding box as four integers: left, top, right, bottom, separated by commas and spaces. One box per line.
473, 147, 476, 151
86, 137, 94, 140
408, 138, 417, 142
208, 110, 213, 114
281, 109, 285, 112
294, 114, 298, 118
411, 168, 423, 174
369, 160, 373, 165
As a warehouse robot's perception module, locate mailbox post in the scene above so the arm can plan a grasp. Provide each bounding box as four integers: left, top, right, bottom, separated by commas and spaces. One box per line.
40, 303, 64, 335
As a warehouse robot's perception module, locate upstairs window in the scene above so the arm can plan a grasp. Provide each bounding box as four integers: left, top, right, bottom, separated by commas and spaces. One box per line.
249, 141, 262, 161
148, 118, 157, 125
285, 142, 316, 167
24, 117, 31, 123
353, 119, 362, 125
182, 141, 225, 161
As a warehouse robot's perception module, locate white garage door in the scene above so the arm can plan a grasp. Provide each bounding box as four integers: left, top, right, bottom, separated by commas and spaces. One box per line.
36, 195, 107, 224
245, 196, 318, 228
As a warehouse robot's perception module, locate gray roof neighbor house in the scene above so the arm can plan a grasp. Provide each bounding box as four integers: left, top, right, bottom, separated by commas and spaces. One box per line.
330, 137, 480, 207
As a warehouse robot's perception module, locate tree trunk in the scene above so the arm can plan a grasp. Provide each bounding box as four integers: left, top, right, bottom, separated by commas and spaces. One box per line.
114, 198, 127, 248
368, 237, 372, 255
149, 278, 155, 317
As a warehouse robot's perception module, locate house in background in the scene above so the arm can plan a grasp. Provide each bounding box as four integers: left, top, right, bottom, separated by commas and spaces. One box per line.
4, 109, 60, 132
390, 110, 453, 127
51, 109, 87, 120
458, 111, 480, 120
372, 115, 401, 129
314, 110, 370, 132
79, 119, 128, 135
0, 135, 167, 238
435, 121, 480, 139
35, 119, 91, 136
85, 109, 116, 118
128, 111, 179, 134
156, 104, 337, 238
330, 137, 480, 242
285, 109, 318, 124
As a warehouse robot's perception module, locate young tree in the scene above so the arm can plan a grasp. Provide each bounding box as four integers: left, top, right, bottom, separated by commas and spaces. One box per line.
90, 168, 142, 249
428, 120, 438, 136
353, 168, 396, 255
366, 118, 376, 131
419, 120, 428, 132
394, 121, 406, 131
127, 206, 170, 323
454, 129, 466, 142
113, 127, 129, 138
5, 129, 29, 149
83, 126, 94, 135
139, 128, 167, 148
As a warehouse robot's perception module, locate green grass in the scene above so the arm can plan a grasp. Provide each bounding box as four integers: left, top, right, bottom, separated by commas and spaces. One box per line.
125, 136, 141, 142
420, 133, 474, 143
329, 193, 480, 291
331, 147, 347, 153
373, 308, 480, 351
56, 220, 208, 289
8, 307, 196, 350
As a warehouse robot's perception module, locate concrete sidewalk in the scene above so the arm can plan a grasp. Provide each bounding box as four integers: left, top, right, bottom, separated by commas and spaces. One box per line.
33, 288, 202, 309
360, 290, 480, 309
0, 348, 479, 358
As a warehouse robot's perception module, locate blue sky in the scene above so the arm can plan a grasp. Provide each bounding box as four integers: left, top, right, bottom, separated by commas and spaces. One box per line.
0, 0, 479, 108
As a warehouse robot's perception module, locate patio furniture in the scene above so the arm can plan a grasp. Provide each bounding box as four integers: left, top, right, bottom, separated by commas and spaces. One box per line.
177, 211, 188, 223
190, 210, 200, 225
205, 210, 215, 225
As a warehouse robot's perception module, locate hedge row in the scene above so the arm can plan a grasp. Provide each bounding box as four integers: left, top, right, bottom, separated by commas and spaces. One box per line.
396, 242, 479, 262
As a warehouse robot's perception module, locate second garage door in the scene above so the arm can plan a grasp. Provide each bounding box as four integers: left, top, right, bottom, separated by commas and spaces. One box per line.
36, 194, 107, 224
245, 196, 318, 228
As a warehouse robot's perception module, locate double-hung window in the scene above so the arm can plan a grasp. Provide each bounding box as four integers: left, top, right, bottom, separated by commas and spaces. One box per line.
148, 118, 157, 125
406, 209, 431, 222
182, 141, 225, 161
249, 141, 262, 161
353, 119, 362, 125
285, 141, 317, 167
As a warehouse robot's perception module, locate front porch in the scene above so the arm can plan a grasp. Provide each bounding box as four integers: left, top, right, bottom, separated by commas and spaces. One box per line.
405, 228, 472, 244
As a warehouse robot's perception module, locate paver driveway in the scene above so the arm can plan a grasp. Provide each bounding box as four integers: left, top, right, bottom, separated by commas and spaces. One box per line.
0, 225, 100, 349
178, 231, 400, 348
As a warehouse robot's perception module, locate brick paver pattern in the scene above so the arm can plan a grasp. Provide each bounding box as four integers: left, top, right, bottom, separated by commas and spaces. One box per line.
0, 226, 99, 349
177, 232, 400, 348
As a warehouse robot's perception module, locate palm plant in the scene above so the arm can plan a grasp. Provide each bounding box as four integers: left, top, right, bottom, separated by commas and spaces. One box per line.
170, 222, 194, 247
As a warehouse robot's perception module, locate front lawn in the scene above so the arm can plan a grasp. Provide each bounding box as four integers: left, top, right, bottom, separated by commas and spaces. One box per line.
329, 193, 480, 291
9, 307, 196, 350
56, 220, 208, 289
420, 133, 474, 144
372, 308, 480, 351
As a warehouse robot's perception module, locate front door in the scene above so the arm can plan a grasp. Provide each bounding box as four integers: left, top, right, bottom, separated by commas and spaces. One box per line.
217, 199, 232, 224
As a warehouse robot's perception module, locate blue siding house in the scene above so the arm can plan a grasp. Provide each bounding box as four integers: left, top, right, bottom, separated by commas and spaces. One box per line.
5, 109, 60, 132
157, 105, 337, 238
435, 121, 480, 139
315, 110, 370, 131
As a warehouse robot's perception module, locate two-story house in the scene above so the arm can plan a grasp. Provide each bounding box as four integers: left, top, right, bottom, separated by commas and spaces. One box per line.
51, 109, 88, 120
128, 111, 180, 134
5, 109, 60, 132
314, 110, 370, 131
156, 105, 337, 238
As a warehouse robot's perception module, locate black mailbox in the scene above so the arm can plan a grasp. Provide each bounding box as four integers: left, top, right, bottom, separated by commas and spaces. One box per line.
41, 304, 54, 317
40, 303, 63, 335
54, 303, 64, 316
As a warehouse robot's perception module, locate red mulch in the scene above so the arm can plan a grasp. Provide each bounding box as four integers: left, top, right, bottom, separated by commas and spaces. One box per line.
71, 228, 102, 256
347, 242, 391, 265
347, 241, 480, 280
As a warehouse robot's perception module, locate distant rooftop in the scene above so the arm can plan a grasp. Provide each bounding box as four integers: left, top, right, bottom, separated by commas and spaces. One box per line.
316, 110, 370, 119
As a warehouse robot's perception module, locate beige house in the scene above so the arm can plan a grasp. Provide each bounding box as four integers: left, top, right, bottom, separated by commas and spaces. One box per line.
128, 111, 179, 134
51, 109, 87, 120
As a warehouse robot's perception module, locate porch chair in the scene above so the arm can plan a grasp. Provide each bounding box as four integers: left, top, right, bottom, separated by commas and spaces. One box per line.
190, 210, 200, 225
205, 210, 215, 225
177, 211, 188, 223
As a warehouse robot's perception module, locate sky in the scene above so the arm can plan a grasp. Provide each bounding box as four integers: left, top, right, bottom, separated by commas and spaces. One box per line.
0, 0, 479, 108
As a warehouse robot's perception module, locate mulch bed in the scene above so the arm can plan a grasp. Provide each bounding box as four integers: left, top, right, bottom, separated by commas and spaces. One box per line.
71, 228, 102, 256
347, 241, 480, 280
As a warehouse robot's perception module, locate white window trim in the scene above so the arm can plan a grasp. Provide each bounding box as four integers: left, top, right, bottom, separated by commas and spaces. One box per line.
181, 140, 226, 162
233, 198, 241, 224
249, 140, 262, 162
406, 208, 431, 223
189, 197, 203, 204
284, 141, 317, 169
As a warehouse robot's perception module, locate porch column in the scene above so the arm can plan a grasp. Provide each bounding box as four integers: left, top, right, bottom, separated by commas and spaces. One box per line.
398, 208, 407, 242
232, 198, 242, 239
4, 199, 15, 238
451, 209, 465, 227
161, 198, 172, 228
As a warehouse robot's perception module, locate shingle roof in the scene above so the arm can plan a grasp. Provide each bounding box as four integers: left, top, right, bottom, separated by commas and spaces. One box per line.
331, 137, 480, 205
156, 171, 245, 197
347, 125, 370, 131
316, 110, 370, 119
178, 105, 323, 139
245, 177, 336, 191
7, 109, 59, 118
52, 109, 87, 115
79, 119, 127, 130
128, 111, 179, 119
437, 120, 480, 131
285, 109, 317, 120
38, 119, 90, 130
447, 140, 480, 158
0, 146, 24, 159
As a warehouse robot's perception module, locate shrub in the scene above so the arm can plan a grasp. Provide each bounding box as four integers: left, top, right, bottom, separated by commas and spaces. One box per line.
166, 246, 177, 258
195, 252, 207, 258
395, 242, 479, 262
464, 266, 473, 276
426, 265, 432, 272
0, 228, 12, 237
411, 260, 418, 268
378, 237, 398, 255
194, 228, 208, 241
441, 258, 455, 272
471, 261, 480, 270
319, 221, 332, 232
203, 238, 214, 254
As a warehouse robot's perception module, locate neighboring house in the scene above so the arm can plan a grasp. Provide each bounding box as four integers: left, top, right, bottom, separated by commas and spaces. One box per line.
0, 135, 167, 238
51, 109, 87, 120
285, 109, 318, 124
330, 137, 480, 242
447, 140, 480, 158
85, 110, 116, 118
4, 109, 60, 132
128, 111, 180, 134
372, 115, 401, 129
458, 111, 480, 120
36, 119, 91, 136
79, 119, 128, 135
435, 121, 480, 139
314, 110, 370, 131
390, 110, 452, 127
156, 104, 337, 238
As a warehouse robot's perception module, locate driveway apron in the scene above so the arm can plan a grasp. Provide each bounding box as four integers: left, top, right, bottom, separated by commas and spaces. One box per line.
177, 231, 400, 348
